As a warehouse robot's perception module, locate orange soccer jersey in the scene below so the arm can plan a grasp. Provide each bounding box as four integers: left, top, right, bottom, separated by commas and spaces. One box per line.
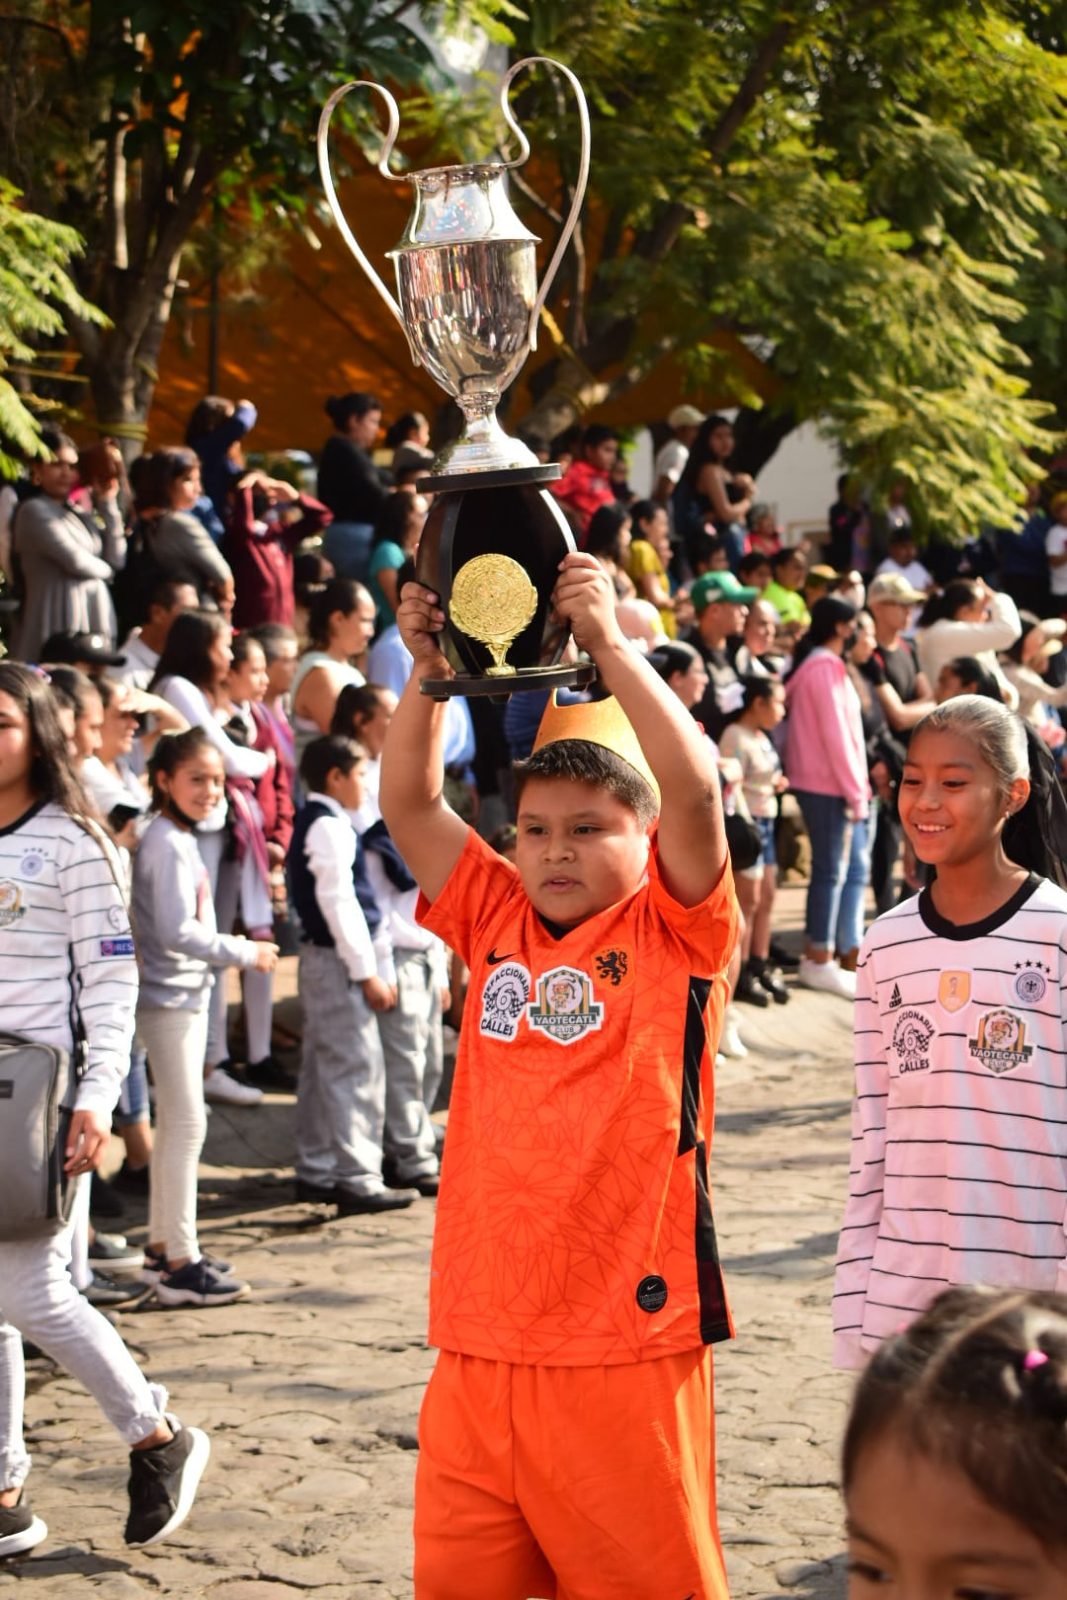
418, 828, 739, 1366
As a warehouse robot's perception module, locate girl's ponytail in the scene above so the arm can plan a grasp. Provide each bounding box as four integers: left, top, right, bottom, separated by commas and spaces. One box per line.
1005, 721, 1067, 889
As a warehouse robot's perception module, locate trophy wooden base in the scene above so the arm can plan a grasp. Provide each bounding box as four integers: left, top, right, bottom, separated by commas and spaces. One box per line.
419, 661, 597, 702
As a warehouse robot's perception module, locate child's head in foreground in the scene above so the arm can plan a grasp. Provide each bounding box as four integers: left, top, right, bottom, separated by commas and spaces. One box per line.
842, 1286, 1067, 1597
512, 721, 658, 929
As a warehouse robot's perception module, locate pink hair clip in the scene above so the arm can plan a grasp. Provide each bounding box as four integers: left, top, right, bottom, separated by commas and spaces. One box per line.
1023, 1350, 1049, 1371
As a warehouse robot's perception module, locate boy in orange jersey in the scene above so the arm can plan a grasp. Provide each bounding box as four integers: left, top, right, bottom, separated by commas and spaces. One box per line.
381, 551, 738, 1600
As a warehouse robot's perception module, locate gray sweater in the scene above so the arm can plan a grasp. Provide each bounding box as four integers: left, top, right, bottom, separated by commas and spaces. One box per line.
150, 510, 232, 597
132, 814, 256, 1010
12, 494, 125, 658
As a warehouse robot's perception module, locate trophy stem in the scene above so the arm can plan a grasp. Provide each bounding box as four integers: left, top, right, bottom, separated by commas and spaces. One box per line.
431, 395, 539, 475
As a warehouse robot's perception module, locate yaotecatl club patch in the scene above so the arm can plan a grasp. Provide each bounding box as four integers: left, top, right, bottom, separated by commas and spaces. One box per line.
969, 1008, 1034, 1075
527, 965, 604, 1046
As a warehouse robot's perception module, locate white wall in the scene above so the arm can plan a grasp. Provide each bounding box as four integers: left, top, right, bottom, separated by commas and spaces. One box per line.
753, 421, 841, 547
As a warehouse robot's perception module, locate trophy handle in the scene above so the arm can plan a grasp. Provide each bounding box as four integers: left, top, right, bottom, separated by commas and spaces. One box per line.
316, 81, 419, 362
498, 57, 591, 354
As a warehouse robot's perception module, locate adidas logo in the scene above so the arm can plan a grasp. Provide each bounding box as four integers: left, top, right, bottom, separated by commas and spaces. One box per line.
889, 983, 903, 1009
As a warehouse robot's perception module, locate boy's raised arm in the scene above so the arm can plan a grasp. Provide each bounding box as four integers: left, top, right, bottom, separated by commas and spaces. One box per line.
379, 581, 470, 903
553, 553, 727, 907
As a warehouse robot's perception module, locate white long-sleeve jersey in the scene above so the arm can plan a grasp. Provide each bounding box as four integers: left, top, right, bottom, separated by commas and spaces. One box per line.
833, 874, 1067, 1369
0, 800, 137, 1115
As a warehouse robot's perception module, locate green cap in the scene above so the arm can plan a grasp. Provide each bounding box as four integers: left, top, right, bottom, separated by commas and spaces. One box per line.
691, 571, 759, 611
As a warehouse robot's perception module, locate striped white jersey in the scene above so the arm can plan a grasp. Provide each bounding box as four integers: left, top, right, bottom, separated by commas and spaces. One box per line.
833, 874, 1067, 1369
0, 800, 137, 1115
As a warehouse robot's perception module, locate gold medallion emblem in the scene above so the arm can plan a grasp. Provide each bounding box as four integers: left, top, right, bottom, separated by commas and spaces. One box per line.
938, 970, 971, 1013
449, 554, 538, 677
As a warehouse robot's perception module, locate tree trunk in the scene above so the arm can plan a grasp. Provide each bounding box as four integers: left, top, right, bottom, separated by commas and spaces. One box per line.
731, 404, 800, 479
85, 341, 146, 464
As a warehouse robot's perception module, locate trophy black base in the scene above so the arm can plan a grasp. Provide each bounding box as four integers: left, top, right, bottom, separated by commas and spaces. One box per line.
420, 661, 597, 702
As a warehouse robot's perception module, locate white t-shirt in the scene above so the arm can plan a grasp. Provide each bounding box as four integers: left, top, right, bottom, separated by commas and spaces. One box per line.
653, 438, 689, 489
1046, 522, 1067, 596
874, 556, 933, 592
833, 874, 1067, 1369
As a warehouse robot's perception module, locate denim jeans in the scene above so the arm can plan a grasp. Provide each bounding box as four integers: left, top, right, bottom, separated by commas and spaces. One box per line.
794, 790, 869, 954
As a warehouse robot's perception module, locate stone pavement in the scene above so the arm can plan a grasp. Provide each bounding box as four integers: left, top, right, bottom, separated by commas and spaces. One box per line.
9, 882, 857, 1599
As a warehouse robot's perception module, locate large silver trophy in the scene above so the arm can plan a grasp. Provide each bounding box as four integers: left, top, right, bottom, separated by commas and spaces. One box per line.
317, 56, 589, 477
317, 56, 596, 698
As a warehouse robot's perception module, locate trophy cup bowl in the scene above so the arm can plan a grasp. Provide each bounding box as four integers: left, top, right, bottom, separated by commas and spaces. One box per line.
318, 56, 596, 697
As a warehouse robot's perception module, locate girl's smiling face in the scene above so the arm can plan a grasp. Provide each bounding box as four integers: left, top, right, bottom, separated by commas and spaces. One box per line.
846, 1432, 1067, 1600
158, 745, 225, 823
228, 641, 269, 705
0, 690, 34, 803
898, 726, 1028, 870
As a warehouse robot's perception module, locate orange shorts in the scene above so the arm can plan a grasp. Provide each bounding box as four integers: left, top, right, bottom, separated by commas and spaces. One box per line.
414, 1347, 729, 1600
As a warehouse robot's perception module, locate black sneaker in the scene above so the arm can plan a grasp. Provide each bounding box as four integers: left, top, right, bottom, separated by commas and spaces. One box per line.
124, 1416, 210, 1548
244, 1055, 297, 1094
294, 1178, 338, 1204
142, 1248, 233, 1287
0, 1495, 47, 1559
83, 1271, 152, 1309
734, 968, 770, 1008
756, 966, 791, 1005
155, 1259, 250, 1308
335, 1188, 418, 1216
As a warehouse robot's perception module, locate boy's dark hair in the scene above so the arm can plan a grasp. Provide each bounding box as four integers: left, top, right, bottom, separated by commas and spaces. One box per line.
300, 733, 364, 796
514, 738, 658, 828
738, 552, 770, 583
842, 1286, 1067, 1550
772, 546, 803, 574
581, 423, 618, 453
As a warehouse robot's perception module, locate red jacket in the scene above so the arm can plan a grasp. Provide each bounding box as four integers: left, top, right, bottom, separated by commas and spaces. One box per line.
249, 701, 294, 854
228, 489, 331, 629
550, 459, 615, 536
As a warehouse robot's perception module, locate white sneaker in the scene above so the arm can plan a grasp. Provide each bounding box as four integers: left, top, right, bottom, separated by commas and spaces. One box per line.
202, 1067, 263, 1106
797, 958, 856, 1000
719, 1007, 749, 1059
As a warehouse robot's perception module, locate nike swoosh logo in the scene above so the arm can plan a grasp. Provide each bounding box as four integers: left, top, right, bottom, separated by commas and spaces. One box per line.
486, 949, 517, 965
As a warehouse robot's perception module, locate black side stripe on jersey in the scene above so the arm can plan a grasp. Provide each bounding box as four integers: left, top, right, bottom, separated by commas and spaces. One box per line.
695, 1140, 730, 1344
676, 977, 730, 1344
677, 977, 712, 1157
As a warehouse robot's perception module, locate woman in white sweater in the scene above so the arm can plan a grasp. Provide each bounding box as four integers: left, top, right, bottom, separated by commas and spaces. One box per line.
915, 578, 1021, 708
150, 610, 273, 1102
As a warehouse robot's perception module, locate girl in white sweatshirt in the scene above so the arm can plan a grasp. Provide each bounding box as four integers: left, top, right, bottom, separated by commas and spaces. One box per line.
0, 664, 208, 1559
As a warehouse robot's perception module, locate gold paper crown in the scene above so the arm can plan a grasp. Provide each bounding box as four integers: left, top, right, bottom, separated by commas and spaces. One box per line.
532, 692, 660, 804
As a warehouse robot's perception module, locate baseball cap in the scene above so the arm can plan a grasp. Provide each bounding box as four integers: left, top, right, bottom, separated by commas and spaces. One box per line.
691, 572, 759, 611
40, 631, 127, 668
867, 573, 927, 606
667, 404, 704, 430
807, 564, 842, 584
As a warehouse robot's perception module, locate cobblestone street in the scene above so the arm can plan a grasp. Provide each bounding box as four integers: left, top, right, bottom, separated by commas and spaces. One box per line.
10, 885, 856, 1599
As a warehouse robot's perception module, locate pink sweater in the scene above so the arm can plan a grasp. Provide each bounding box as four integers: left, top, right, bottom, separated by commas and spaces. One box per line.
783, 648, 870, 818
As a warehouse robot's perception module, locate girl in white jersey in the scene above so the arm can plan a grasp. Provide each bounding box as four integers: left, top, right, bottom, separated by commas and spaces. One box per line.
834, 694, 1067, 1368
0, 664, 208, 1561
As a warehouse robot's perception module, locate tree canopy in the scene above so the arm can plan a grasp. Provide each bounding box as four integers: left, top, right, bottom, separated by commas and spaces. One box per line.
486, 0, 1066, 536
0, 0, 475, 453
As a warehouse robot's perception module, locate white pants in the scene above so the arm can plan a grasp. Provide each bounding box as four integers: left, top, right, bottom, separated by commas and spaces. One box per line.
139, 1005, 209, 1263
0, 1217, 167, 1490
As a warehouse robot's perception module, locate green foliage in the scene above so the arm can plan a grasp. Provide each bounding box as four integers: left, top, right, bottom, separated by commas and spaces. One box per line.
0, 1, 453, 436
0, 181, 107, 474
503, 0, 1067, 538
